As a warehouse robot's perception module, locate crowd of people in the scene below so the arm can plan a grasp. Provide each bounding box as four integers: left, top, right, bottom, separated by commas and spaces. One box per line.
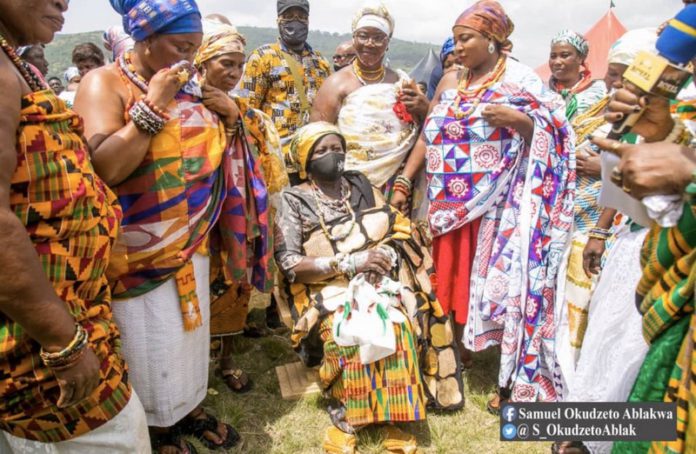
0, 0, 695, 453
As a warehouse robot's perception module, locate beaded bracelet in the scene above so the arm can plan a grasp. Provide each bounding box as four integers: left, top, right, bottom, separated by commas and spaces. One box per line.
338, 253, 357, 279
393, 184, 411, 198
141, 96, 170, 121
129, 100, 165, 135
588, 227, 611, 241
40, 323, 89, 370
663, 116, 692, 146
394, 175, 413, 191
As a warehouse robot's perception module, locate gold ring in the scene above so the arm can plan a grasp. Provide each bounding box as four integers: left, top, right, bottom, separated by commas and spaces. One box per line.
610, 167, 623, 185
176, 68, 191, 86
622, 184, 631, 194
611, 141, 621, 152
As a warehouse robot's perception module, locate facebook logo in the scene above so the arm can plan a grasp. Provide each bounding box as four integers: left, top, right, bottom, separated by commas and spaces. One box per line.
502, 423, 517, 440
502, 405, 517, 422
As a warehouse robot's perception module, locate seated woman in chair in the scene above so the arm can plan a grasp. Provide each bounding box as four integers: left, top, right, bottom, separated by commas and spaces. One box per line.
274, 122, 463, 453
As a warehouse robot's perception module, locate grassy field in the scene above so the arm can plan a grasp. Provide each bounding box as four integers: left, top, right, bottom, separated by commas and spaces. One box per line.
194, 304, 550, 454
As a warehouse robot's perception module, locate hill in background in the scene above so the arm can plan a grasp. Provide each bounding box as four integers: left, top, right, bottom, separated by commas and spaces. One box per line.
45, 27, 439, 79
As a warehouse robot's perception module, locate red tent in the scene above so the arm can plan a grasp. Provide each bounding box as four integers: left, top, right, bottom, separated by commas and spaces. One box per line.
536, 8, 627, 82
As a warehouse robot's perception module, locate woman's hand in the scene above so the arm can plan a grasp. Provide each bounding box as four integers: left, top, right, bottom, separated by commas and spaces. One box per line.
590, 136, 696, 198
482, 105, 534, 143
202, 85, 240, 128
400, 88, 429, 121
146, 62, 193, 111
582, 238, 606, 277
576, 146, 601, 178
482, 105, 524, 129
52, 347, 101, 408
390, 191, 408, 213
352, 248, 394, 285
604, 84, 673, 142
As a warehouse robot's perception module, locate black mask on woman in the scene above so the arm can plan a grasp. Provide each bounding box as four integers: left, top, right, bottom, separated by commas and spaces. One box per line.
308, 152, 345, 181
279, 20, 309, 48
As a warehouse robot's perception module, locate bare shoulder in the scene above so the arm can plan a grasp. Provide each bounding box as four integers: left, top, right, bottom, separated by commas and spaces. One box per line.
0, 55, 23, 197
0, 55, 24, 107
77, 63, 127, 101
74, 63, 129, 137
439, 69, 459, 89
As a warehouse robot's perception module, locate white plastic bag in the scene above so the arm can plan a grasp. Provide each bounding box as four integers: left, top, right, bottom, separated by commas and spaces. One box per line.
332, 274, 406, 364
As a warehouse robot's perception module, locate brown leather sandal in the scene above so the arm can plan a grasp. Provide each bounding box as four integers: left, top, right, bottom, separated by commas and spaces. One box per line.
486, 387, 511, 415
219, 368, 253, 394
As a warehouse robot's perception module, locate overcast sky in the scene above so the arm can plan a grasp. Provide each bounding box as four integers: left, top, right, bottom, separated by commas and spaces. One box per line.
62, 0, 680, 67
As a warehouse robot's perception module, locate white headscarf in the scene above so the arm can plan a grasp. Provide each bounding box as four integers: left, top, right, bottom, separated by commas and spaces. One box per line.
608, 28, 658, 66
352, 2, 394, 37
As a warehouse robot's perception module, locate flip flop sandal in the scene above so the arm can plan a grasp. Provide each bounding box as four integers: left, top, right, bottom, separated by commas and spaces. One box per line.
150, 427, 198, 454
383, 426, 418, 454
322, 426, 356, 454
219, 368, 253, 394
177, 411, 241, 450
486, 388, 510, 416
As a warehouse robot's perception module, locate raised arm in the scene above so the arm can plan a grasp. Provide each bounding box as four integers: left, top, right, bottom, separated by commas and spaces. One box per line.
0, 61, 99, 408
391, 72, 457, 212
74, 65, 182, 186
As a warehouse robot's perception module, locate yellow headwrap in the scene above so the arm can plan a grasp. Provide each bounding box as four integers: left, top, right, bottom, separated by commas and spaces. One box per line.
194, 22, 246, 68
290, 122, 346, 180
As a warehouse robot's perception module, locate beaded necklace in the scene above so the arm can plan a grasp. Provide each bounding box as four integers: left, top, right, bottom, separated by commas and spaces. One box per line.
0, 34, 46, 92
310, 179, 357, 242
452, 55, 506, 120
352, 60, 385, 85
118, 51, 150, 92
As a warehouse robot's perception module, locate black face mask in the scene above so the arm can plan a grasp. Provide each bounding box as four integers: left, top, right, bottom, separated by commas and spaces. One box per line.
308, 152, 345, 181
279, 20, 309, 48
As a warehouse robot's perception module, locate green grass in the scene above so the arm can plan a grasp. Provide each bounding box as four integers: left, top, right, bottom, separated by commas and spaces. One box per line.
193, 306, 550, 453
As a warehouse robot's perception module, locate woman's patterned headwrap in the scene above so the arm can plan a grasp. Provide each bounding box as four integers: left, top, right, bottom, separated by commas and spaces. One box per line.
440, 37, 455, 64
551, 29, 590, 60
103, 26, 135, 60
110, 0, 203, 42
291, 122, 346, 180
194, 23, 246, 68
453, 0, 514, 52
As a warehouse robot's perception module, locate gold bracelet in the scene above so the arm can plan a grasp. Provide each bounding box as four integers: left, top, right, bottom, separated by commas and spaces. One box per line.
665, 116, 692, 146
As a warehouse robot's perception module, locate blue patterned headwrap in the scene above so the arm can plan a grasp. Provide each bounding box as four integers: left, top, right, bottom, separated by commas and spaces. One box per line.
110, 0, 202, 42
440, 37, 455, 64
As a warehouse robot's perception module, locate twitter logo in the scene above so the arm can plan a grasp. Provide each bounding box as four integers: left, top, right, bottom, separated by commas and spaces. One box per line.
502, 424, 517, 440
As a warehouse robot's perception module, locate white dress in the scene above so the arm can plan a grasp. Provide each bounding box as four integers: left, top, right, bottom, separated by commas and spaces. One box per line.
565, 224, 649, 454
112, 253, 211, 427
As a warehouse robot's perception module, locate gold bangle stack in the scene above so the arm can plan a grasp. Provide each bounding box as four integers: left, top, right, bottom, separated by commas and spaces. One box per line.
39, 323, 89, 371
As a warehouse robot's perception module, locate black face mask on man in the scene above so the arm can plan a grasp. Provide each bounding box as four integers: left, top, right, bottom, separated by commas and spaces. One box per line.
279, 20, 309, 48
308, 152, 345, 181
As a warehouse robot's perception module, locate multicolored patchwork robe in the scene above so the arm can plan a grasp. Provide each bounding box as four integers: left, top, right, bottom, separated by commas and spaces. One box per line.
108, 85, 272, 331
425, 75, 575, 402
2, 89, 130, 442
210, 97, 288, 336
